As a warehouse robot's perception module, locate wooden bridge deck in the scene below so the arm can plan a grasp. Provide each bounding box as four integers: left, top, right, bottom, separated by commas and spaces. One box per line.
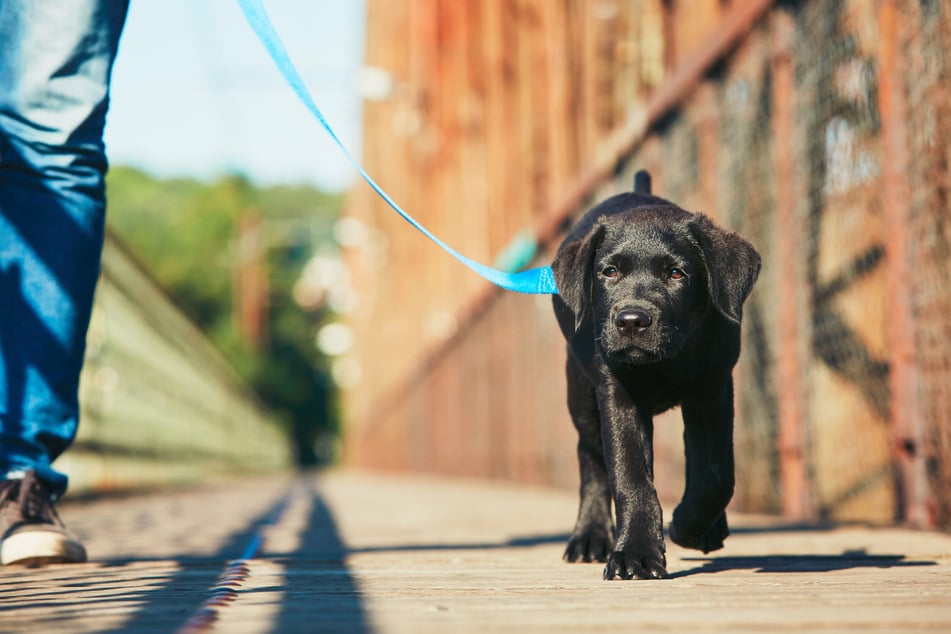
2, 470, 950, 633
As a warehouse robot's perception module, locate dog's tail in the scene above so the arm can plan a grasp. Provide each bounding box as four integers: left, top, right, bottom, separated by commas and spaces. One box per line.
634, 170, 652, 195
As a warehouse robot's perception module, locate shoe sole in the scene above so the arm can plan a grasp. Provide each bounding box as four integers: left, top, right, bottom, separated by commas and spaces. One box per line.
1, 531, 87, 566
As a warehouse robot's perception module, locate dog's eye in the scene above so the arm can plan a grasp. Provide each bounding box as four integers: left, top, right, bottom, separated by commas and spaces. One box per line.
601, 266, 619, 279
668, 267, 686, 280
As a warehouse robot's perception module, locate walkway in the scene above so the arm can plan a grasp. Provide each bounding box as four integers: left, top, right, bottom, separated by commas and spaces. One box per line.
2, 471, 950, 633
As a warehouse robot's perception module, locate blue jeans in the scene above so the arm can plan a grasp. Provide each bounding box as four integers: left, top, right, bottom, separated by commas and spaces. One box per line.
0, 0, 128, 496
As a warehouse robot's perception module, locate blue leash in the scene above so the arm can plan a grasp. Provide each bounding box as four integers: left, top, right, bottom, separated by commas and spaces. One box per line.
235, 0, 558, 295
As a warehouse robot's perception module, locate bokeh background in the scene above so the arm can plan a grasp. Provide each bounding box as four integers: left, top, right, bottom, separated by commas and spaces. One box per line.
343, 0, 951, 530
63, 0, 951, 533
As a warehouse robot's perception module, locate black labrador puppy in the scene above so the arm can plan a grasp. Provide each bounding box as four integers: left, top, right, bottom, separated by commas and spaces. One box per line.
551, 170, 761, 580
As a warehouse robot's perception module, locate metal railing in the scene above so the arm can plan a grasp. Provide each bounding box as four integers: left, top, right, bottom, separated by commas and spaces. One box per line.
57, 232, 292, 493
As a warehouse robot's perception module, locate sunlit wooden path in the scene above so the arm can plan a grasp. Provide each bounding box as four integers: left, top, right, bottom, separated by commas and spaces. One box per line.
2, 471, 950, 633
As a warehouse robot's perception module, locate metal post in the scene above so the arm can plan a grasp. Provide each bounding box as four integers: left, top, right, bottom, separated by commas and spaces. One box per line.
878, 0, 931, 527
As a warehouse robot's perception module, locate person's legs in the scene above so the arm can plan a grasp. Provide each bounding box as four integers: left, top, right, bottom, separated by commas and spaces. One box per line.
0, 0, 128, 564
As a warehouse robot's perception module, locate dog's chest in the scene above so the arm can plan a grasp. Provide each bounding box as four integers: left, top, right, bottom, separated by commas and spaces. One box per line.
613, 363, 695, 414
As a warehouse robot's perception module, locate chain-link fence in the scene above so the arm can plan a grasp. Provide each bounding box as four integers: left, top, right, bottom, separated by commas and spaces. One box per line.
718, 0, 949, 526
344, 0, 951, 529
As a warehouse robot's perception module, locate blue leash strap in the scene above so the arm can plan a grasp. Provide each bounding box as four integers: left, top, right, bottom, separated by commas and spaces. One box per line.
235, 0, 559, 295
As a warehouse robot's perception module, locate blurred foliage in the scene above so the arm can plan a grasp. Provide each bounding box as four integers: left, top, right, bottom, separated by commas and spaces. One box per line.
105, 166, 342, 465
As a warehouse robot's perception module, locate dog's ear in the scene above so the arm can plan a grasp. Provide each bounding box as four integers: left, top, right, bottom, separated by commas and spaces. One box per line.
688, 214, 761, 323
552, 221, 605, 332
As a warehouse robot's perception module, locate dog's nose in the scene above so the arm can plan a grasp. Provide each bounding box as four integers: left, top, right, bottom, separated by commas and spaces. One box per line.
615, 310, 652, 333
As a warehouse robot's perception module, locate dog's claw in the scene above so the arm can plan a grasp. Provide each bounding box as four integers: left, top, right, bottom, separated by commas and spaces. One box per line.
603, 550, 668, 580
563, 525, 613, 563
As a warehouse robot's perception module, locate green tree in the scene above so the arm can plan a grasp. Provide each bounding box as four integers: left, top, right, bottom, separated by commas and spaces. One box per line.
106, 166, 342, 465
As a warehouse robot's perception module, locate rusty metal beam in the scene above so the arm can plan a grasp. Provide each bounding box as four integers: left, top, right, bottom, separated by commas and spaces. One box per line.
535, 0, 777, 246
770, 8, 813, 521
878, 0, 931, 527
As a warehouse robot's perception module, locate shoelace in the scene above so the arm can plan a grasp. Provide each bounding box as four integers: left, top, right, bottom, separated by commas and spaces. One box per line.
0, 478, 19, 510
0, 472, 61, 526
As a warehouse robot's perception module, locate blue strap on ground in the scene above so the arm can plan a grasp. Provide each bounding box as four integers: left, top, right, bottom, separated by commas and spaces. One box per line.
235, 0, 559, 295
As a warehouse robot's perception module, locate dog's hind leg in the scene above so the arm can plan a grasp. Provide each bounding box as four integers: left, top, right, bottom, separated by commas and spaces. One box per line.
669, 379, 736, 553
563, 353, 615, 564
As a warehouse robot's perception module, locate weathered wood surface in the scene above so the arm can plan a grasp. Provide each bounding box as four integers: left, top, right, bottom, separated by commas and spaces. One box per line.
3, 471, 950, 633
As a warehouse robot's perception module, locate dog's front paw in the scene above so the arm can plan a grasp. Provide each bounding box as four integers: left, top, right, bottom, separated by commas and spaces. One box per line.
563, 523, 614, 563
602, 548, 668, 580
669, 510, 729, 553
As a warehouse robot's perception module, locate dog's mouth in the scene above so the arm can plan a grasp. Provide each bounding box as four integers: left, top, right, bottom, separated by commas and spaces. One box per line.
600, 321, 683, 364
602, 340, 664, 363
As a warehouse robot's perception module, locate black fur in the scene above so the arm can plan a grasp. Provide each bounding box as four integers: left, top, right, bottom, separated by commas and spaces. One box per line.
551, 170, 761, 580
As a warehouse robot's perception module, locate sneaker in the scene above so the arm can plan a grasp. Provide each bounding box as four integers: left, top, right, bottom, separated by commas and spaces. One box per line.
0, 470, 87, 565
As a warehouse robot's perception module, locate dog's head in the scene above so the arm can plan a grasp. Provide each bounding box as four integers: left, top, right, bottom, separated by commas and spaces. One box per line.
552, 184, 760, 365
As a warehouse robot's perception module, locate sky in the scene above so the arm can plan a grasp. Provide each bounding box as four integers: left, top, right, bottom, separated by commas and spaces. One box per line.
104, 0, 367, 192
